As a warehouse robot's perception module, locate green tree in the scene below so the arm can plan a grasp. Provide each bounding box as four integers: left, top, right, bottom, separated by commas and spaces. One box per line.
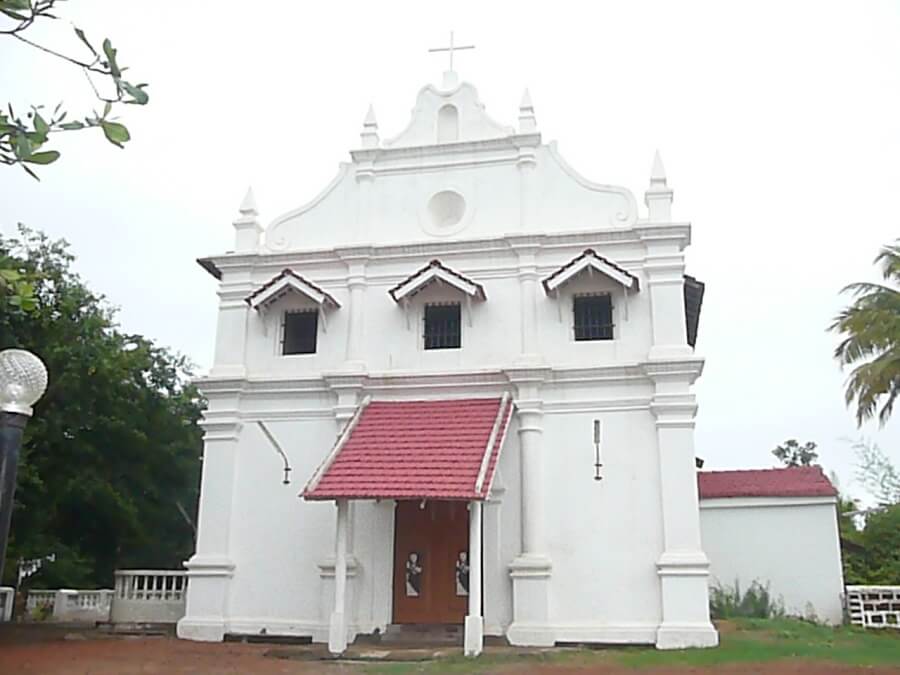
830, 241, 900, 426
1, 0, 149, 178
772, 439, 819, 467
0, 226, 202, 588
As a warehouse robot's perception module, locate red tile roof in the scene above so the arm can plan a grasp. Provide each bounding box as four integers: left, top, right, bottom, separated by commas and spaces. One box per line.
541, 249, 640, 294
245, 268, 340, 309
698, 466, 837, 499
388, 259, 486, 303
303, 397, 512, 501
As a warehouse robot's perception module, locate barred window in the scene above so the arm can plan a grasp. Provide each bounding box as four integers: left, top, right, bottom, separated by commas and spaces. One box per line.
282, 310, 318, 355
424, 303, 461, 350
573, 294, 613, 341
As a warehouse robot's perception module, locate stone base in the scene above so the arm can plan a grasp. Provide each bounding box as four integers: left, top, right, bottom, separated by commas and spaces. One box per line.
328, 610, 347, 654
655, 623, 719, 650
506, 623, 556, 647
176, 617, 226, 642
464, 615, 484, 656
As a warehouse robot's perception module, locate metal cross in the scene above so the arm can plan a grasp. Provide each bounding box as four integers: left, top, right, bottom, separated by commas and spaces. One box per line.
428, 31, 475, 72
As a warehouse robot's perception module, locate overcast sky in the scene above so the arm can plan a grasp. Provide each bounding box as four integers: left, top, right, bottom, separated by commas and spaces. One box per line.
2, 1, 898, 502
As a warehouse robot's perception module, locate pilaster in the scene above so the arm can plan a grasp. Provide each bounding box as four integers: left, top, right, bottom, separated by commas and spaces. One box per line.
177, 414, 241, 642
336, 247, 372, 372
643, 360, 718, 650
209, 270, 253, 379
504, 367, 554, 646
508, 237, 544, 364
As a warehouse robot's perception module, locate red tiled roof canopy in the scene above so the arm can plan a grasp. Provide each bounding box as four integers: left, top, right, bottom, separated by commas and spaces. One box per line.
303, 397, 512, 501
698, 466, 837, 499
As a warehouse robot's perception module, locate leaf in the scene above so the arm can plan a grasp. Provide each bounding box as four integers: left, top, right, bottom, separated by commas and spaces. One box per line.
33, 112, 49, 140
0, 7, 27, 20
121, 81, 149, 105
103, 101, 112, 118
100, 120, 129, 147
0, 0, 31, 10
59, 121, 84, 130
102, 38, 120, 78
24, 151, 60, 165
74, 27, 97, 56
14, 132, 33, 159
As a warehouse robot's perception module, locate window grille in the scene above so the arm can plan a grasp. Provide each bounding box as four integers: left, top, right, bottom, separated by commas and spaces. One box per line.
573, 294, 614, 341
424, 303, 461, 350
282, 310, 318, 355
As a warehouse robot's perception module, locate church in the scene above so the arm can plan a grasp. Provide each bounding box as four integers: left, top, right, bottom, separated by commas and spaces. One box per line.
178, 55, 845, 655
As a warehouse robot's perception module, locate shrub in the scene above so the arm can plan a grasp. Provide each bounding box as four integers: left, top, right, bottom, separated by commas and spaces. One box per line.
710, 580, 785, 619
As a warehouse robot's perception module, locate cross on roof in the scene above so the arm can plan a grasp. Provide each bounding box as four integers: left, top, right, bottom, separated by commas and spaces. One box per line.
428, 31, 475, 72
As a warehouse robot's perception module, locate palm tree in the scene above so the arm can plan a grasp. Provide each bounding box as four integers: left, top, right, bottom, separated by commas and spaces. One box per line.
830, 241, 900, 426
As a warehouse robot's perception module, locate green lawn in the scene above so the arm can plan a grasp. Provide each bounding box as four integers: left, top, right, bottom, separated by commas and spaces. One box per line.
364, 619, 900, 673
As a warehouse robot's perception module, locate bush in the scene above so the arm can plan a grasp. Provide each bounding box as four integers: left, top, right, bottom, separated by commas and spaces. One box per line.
710, 580, 785, 619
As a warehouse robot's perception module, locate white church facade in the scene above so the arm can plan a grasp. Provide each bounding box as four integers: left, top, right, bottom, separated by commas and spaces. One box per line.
178, 67, 844, 655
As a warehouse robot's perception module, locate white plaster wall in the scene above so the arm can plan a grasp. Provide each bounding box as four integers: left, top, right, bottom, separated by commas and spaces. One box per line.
699, 499, 844, 624
542, 407, 663, 637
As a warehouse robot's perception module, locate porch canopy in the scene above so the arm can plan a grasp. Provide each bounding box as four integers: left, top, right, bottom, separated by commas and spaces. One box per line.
303, 395, 512, 501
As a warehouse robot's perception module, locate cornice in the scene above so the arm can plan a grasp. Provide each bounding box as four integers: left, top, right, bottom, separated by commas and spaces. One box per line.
349, 133, 541, 164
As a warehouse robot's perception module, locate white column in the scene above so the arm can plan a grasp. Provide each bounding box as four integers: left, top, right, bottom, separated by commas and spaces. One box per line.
329, 499, 350, 654
464, 501, 484, 657
505, 380, 553, 647
337, 248, 371, 372
178, 414, 240, 642
518, 407, 545, 556
646, 363, 718, 650
509, 239, 543, 364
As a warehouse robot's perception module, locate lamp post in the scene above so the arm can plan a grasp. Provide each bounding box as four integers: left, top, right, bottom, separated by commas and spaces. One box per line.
0, 349, 48, 581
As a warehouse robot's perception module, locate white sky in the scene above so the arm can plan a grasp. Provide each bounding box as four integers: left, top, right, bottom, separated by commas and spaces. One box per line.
1, 0, 898, 502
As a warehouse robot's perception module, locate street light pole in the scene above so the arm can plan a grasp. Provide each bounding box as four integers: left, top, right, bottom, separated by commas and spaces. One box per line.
0, 349, 48, 582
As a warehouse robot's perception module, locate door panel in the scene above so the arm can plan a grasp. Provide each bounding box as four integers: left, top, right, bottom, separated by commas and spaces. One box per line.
393, 501, 469, 624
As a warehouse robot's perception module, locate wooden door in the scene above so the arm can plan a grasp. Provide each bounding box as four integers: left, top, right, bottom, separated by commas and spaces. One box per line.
393, 500, 469, 624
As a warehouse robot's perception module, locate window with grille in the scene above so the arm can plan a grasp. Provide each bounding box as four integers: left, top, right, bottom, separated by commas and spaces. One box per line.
573, 294, 614, 341
282, 310, 318, 355
424, 303, 461, 350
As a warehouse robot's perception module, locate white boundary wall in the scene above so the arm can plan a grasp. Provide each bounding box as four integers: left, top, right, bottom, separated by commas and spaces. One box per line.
0, 587, 12, 622
846, 586, 900, 629
699, 496, 844, 624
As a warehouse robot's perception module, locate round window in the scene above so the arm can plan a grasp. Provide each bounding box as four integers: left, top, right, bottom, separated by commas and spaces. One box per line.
427, 190, 466, 229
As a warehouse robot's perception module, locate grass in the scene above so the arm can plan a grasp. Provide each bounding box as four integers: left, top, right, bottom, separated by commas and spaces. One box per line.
363, 618, 900, 673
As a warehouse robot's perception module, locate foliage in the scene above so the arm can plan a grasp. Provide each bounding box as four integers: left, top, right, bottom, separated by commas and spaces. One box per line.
830, 240, 900, 426
853, 438, 900, 505
771, 438, 819, 467
1, 0, 149, 179
363, 619, 900, 673
0, 226, 203, 588
709, 579, 784, 620
855, 504, 900, 585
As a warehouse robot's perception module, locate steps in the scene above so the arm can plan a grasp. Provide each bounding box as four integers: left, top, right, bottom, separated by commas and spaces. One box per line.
376, 623, 463, 646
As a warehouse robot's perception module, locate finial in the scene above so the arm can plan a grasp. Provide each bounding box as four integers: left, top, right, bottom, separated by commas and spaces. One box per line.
234, 185, 263, 252
645, 150, 673, 222
361, 104, 379, 148
518, 88, 536, 133
239, 186, 258, 216
650, 150, 666, 185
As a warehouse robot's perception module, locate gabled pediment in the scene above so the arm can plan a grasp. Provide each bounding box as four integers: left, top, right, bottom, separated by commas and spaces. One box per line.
389, 259, 486, 303
246, 269, 340, 311
542, 249, 639, 295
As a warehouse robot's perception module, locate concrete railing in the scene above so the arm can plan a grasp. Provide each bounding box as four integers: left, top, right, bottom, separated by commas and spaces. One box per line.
24, 588, 114, 622
846, 586, 900, 629
0, 586, 13, 622
110, 570, 187, 624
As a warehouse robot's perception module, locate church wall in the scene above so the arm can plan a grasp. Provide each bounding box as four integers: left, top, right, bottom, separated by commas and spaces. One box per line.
541, 407, 663, 635
699, 498, 844, 624
225, 415, 340, 633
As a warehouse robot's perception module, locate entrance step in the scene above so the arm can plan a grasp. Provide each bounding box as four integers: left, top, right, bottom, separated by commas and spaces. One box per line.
376, 623, 463, 646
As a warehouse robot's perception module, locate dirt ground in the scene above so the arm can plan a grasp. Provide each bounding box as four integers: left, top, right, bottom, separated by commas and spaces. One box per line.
0, 628, 897, 675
